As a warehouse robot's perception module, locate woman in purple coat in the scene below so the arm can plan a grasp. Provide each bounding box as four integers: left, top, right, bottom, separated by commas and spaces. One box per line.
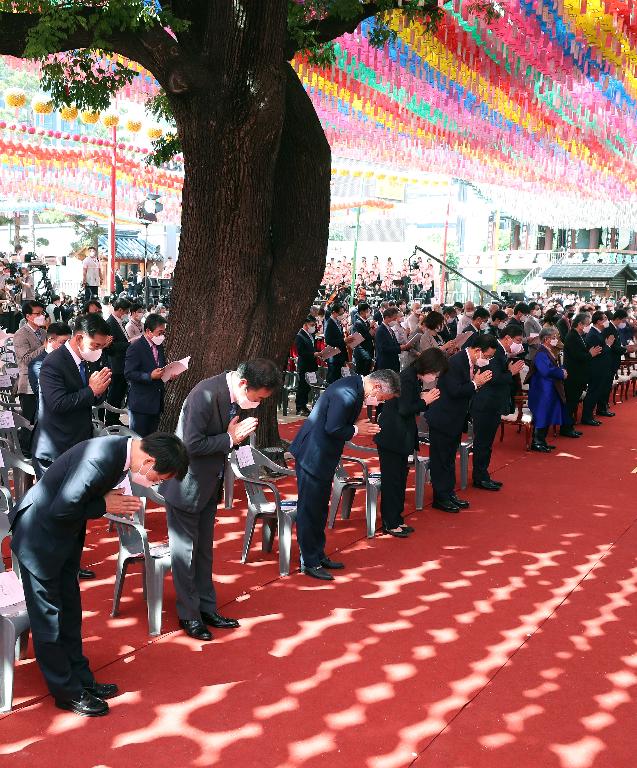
527, 327, 568, 453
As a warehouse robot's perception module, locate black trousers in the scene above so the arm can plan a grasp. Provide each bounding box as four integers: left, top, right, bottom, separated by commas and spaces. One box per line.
564, 378, 585, 425
84, 285, 98, 301
582, 372, 609, 420
326, 355, 345, 384
19, 393, 37, 424
353, 352, 373, 376
378, 449, 409, 529
295, 467, 333, 568
18, 536, 94, 701
105, 373, 127, 425
428, 426, 461, 501
471, 410, 501, 482
129, 411, 160, 437
296, 370, 312, 412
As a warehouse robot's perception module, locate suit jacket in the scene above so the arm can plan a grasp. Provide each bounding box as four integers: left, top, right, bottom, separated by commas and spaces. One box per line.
289, 374, 364, 482
471, 343, 514, 416
124, 336, 166, 415
105, 314, 129, 375
460, 324, 481, 350
605, 324, 626, 372
374, 323, 401, 372
585, 326, 612, 378
160, 372, 232, 513
563, 329, 590, 388
13, 323, 44, 394
324, 317, 347, 367
32, 344, 105, 463
27, 349, 47, 400
10, 436, 128, 579
295, 330, 318, 373
375, 364, 424, 455
524, 316, 543, 361
352, 318, 374, 368
426, 350, 475, 437
557, 316, 570, 343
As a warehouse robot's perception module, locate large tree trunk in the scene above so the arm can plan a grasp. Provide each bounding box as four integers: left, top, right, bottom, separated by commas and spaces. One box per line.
161, 23, 330, 442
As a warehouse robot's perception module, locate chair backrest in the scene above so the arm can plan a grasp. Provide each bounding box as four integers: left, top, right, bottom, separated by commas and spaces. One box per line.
282, 371, 298, 390
230, 447, 287, 509
0, 410, 31, 456
105, 514, 150, 559
129, 476, 165, 525
0, 485, 14, 574
99, 424, 139, 438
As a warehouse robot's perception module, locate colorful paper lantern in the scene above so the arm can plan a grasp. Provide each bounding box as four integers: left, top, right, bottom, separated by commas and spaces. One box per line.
126, 119, 142, 133
32, 98, 53, 115
5, 89, 26, 109
102, 113, 120, 128
147, 126, 163, 140
60, 105, 78, 122
80, 110, 100, 125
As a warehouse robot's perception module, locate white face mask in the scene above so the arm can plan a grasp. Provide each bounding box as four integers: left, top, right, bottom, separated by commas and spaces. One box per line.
33, 315, 47, 327
509, 342, 524, 355
618, 322, 627, 329
307, 325, 316, 334
152, 334, 165, 346
465, 311, 474, 318
421, 373, 438, 383
549, 338, 559, 347
602, 321, 610, 329
475, 356, 490, 368
79, 343, 102, 363
583, 324, 592, 334
45, 341, 55, 354
498, 322, 507, 330
131, 459, 155, 488
122, 314, 130, 324
364, 395, 378, 406
236, 383, 260, 410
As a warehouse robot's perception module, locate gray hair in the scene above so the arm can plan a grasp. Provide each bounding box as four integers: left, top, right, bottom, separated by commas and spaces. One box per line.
539, 327, 558, 342
367, 369, 401, 395
572, 312, 589, 328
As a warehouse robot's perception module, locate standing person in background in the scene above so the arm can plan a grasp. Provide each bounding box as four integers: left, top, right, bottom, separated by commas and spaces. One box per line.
352, 302, 375, 376
375, 349, 447, 537
456, 301, 476, 334
527, 327, 568, 452
82, 247, 102, 301
294, 315, 319, 417
104, 298, 131, 425
290, 369, 399, 581
375, 307, 405, 373
28, 323, 72, 401
124, 313, 167, 436
524, 302, 544, 361
582, 310, 615, 424
14, 300, 47, 423
45, 295, 63, 323
324, 303, 351, 384
17, 267, 35, 301
161, 359, 281, 640
125, 302, 145, 340
563, 312, 596, 435
557, 305, 574, 342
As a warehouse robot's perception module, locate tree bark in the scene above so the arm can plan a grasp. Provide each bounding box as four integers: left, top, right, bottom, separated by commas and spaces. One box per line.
161, 61, 331, 445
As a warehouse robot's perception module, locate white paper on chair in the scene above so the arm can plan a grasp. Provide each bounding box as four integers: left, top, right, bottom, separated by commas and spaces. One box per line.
341, 367, 352, 377
347, 332, 364, 349
5, 368, 18, 378
317, 345, 340, 361
0, 411, 15, 429
0, 571, 24, 608
236, 445, 255, 468
306, 372, 318, 384
0, 375, 11, 389
0, 330, 12, 347
161, 356, 191, 383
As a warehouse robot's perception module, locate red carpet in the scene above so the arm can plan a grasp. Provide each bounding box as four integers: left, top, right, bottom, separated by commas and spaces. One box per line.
1, 404, 637, 768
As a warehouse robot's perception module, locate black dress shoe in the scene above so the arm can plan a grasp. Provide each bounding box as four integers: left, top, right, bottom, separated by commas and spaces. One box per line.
297, 408, 311, 417
597, 411, 615, 417
400, 525, 415, 533
84, 682, 119, 700
55, 690, 109, 717
432, 499, 461, 513
530, 442, 551, 452
78, 568, 95, 579
179, 619, 213, 640
473, 479, 501, 491
450, 495, 470, 508
200, 611, 240, 629
581, 419, 601, 426
490, 480, 503, 488
320, 557, 345, 569
559, 429, 581, 438
303, 565, 334, 581
381, 526, 409, 538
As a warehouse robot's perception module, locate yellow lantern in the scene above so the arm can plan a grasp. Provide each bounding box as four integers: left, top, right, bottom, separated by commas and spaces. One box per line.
60, 105, 78, 121
5, 89, 27, 109
147, 126, 163, 140
102, 113, 120, 128
126, 119, 142, 133
32, 98, 54, 115
81, 110, 100, 124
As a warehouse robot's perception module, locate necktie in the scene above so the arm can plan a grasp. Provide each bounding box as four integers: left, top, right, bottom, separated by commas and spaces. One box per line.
151, 343, 159, 365
229, 402, 238, 421
79, 361, 88, 386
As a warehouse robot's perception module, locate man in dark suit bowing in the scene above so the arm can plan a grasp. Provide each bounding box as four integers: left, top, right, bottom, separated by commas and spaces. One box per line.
470, 332, 525, 490
10, 432, 188, 716
124, 313, 167, 436
290, 368, 400, 580
294, 315, 319, 416
161, 359, 281, 640
104, 298, 131, 425
582, 310, 614, 424
32, 313, 112, 480
426, 338, 494, 512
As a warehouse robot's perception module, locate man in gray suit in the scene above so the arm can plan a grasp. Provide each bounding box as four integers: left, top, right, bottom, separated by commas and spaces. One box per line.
161, 359, 282, 640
